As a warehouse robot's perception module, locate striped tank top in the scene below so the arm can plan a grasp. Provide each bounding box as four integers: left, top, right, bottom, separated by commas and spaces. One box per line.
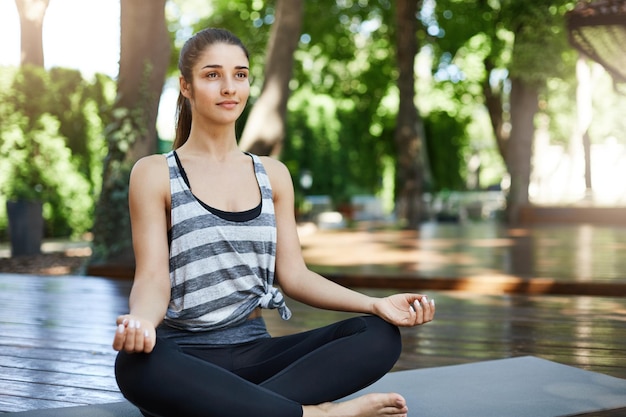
163, 151, 291, 333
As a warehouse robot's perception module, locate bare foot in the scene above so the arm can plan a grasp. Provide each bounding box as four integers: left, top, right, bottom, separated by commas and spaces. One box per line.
303, 393, 408, 417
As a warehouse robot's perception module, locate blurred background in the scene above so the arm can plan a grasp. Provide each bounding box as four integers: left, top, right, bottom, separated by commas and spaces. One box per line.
1, 0, 625, 273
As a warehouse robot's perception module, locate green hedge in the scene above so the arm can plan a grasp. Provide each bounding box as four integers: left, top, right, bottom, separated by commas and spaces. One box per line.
0, 66, 114, 239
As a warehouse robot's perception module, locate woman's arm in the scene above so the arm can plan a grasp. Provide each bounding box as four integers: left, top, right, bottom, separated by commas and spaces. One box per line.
264, 158, 435, 327
112, 155, 172, 353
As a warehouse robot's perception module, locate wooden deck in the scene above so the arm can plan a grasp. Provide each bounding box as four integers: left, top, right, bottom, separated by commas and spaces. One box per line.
1, 273, 625, 415
1, 222, 626, 415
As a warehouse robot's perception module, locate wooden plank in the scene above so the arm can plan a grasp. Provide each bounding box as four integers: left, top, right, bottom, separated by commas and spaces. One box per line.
0, 346, 115, 368
0, 274, 127, 412
0, 327, 122, 349
297, 225, 626, 289
264, 290, 626, 379
317, 271, 626, 296
0, 356, 115, 381
0, 395, 82, 413
0, 379, 123, 408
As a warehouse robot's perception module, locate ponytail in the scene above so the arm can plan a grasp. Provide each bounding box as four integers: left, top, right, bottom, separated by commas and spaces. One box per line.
173, 92, 191, 149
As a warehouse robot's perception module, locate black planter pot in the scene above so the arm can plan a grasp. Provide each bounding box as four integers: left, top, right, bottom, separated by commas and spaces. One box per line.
6, 200, 44, 257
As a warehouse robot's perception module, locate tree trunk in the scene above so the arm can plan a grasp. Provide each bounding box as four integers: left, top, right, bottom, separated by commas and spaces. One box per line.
238, 0, 303, 157
117, 0, 171, 162
482, 59, 508, 160
14, 0, 49, 67
394, 0, 425, 229
506, 77, 538, 224
576, 56, 593, 193
89, 0, 170, 269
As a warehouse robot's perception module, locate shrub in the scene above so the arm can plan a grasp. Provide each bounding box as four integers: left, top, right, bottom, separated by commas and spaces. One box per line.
0, 66, 112, 239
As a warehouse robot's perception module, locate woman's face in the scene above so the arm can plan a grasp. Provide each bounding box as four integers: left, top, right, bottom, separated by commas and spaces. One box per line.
181, 42, 250, 126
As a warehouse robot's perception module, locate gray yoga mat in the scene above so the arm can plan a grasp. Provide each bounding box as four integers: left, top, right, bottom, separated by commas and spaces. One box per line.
5, 402, 141, 417
343, 356, 626, 417
7, 356, 626, 417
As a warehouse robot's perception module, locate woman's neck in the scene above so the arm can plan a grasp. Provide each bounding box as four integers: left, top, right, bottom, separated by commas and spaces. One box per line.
183, 125, 240, 159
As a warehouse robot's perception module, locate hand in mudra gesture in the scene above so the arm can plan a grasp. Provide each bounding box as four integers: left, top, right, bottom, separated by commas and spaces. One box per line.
373, 293, 435, 327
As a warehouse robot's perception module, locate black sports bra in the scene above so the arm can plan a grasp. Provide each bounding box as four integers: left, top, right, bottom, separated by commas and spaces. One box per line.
172, 151, 262, 222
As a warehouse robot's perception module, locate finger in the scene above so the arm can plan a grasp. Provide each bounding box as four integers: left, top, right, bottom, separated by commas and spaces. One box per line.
412, 300, 424, 324
144, 331, 155, 353
422, 300, 435, 323
112, 323, 126, 351
133, 320, 145, 352
419, 296, 436, 322
124, 320, 137, 352
430, 299, 435, 321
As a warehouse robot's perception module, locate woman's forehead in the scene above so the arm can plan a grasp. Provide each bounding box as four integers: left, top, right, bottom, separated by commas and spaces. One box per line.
195, 43, 249, 68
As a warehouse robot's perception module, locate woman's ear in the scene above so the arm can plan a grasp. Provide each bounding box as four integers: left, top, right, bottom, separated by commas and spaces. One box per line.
179, 76, 192, 99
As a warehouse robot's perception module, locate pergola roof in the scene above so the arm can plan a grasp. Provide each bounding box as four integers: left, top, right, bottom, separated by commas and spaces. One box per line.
566, 0, 626, 85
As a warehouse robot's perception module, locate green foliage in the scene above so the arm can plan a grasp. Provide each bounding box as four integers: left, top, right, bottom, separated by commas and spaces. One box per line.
295, 0, 395, 97
90, 106, 147, 264
423, 111, 468, 192
411, 19, 506, 192
0, 65, 112, 239
432, 0, 576, 83
283, 90, 348, 205
505, 2, 576, 86
284, 0, 398, 207
432, 0, 578, 141
0, 112, 92, 236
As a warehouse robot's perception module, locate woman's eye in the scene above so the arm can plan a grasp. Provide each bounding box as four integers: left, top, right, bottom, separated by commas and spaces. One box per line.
207, 72, 219, 78
236, 72, 248, 79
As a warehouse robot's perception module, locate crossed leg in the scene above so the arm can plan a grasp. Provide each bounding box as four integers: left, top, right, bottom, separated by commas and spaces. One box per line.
115, 316, 407, 417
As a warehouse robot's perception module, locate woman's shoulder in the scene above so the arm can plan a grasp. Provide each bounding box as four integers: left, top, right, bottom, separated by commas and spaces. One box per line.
256, 156, 293, 196
132, 153, 169, 173
257, 155, 289, 176
130, 154, 170, 187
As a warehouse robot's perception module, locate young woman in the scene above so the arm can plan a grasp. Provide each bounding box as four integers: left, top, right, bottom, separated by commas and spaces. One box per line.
112, 28, 435, 417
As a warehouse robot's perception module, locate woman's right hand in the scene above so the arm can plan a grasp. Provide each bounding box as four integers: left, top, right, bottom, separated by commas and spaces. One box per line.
112, 314, 156, 353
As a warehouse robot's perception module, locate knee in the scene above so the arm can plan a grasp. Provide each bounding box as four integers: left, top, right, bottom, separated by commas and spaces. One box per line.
364, 315, 402, 361
114, 350, 149, 398
114, 337, 177, 403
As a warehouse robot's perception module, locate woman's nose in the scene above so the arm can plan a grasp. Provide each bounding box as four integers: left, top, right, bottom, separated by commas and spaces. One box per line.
221, 77, 235, 95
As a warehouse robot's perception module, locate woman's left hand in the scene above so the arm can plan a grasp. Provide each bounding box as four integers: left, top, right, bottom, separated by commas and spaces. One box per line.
372, 293, 436, 327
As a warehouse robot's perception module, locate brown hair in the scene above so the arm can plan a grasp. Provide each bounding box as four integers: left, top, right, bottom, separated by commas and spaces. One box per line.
173, 28, 249, 149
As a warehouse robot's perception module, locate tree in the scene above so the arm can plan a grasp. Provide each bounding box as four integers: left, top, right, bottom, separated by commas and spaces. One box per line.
238, 0, 304, 156
433, 0, 576, 223
89, 0, 170, 270
504, 1, 575, 223
282, 0, 398, 207
505, 77, 538, 223
575, 55, 593, 196
14, 0, 49, 67
116, 0, 171, 162
394, 0, 426, 228
7, 0, 49, 256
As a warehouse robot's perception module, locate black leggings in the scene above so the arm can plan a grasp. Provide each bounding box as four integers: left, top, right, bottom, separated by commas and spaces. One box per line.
115, 315, 401, 417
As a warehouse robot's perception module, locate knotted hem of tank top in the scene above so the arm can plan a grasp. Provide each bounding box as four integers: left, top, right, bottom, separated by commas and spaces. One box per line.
258, 286, 292, 320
